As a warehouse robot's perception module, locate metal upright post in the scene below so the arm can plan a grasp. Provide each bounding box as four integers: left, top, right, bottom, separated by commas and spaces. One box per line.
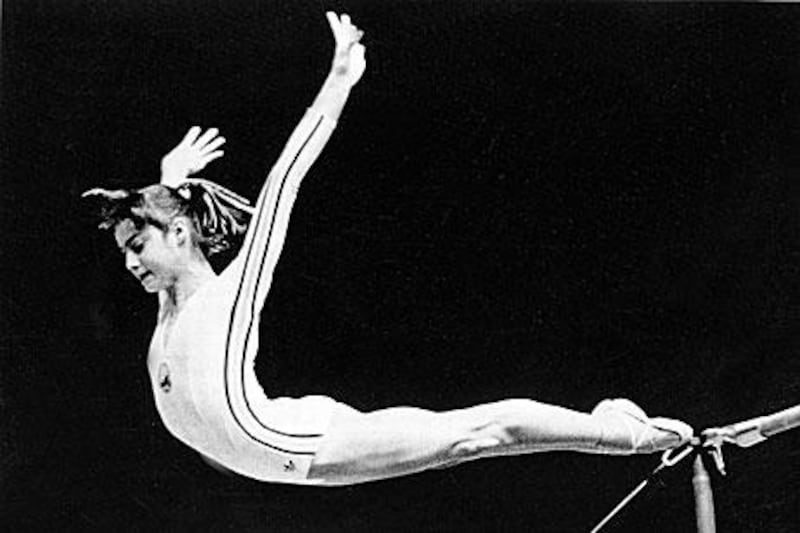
692, 453, 716, 533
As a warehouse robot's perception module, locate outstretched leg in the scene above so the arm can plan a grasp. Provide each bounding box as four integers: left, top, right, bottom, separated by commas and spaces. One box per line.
307, 398, 692, 486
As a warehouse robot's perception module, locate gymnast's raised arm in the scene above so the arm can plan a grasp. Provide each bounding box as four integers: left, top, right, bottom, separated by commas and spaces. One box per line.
230, 12, 364, 299
157, 13, 363, 192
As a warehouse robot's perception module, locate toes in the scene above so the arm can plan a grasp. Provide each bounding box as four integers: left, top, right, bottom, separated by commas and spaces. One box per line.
650, 417, 694, 444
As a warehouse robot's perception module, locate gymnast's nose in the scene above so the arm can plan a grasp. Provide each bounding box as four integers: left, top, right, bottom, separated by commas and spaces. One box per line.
125, 249, 141, 273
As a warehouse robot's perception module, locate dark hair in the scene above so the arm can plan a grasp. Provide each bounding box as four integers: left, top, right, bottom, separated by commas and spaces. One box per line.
83, 182, 251, 257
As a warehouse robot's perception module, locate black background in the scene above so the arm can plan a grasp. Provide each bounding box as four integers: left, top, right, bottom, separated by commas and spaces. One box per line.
3, 1, 800, 531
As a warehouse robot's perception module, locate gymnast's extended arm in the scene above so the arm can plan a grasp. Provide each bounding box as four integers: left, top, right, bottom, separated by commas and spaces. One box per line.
230, 12, 364, 305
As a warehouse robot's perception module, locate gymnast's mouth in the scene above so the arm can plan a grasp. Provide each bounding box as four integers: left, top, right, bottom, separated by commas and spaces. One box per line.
138, 272, 154, 283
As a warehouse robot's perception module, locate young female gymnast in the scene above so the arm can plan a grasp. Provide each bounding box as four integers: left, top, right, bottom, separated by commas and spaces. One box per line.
84, 12, 692, 486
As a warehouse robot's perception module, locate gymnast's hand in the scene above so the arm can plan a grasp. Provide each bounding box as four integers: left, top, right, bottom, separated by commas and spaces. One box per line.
326, 12, 366, 87
160, 127, 226, 188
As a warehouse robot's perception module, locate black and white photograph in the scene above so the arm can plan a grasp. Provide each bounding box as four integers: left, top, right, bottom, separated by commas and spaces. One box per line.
2, 1, 799, 531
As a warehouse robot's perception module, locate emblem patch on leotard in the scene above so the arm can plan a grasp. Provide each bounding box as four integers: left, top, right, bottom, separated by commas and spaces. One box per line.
158, 362, 172, 392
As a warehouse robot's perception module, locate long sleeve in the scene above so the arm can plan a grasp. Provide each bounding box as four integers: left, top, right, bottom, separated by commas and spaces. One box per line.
233, 107, 337, 313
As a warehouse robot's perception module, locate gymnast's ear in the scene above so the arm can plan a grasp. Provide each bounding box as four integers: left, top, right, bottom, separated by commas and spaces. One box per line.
168, 217, 192, 247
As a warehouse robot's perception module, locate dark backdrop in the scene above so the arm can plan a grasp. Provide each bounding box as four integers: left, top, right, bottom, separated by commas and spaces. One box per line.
3, 1, 800, 531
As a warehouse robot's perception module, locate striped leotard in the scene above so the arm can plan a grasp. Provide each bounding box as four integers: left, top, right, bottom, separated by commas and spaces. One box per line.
147, 108, 339, 483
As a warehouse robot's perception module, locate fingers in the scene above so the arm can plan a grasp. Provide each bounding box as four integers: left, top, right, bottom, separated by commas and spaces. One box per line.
326, 11, 345, 44
195, 127, 220, 148
181, 127, 226, 153
201, 150, 224, 166
201, 135, 226, 155
326, 11, 339, 36
180, 126, 202, 147
341, 16, 363, 44
326, 11, 364, 48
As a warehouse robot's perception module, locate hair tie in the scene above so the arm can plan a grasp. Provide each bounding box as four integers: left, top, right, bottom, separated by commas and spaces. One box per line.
175, 183, 193, 201
178, 179, 254, 214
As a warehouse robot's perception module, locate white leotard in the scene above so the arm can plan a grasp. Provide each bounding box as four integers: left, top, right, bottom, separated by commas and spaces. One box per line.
147, 108, 339, 483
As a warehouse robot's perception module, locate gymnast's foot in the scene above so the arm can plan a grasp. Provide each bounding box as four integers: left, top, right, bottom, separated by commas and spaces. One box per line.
591, 398, 694, 454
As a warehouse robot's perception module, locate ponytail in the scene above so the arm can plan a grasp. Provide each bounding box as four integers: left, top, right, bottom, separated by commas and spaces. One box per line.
174, 179, 254, 256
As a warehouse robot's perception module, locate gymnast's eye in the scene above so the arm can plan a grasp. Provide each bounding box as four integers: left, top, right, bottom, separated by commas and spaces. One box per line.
130, 240, 144, 254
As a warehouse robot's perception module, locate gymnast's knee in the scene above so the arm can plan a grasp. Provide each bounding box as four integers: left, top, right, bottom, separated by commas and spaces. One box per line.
449, 421, 514, 459
446, 399, 533, 459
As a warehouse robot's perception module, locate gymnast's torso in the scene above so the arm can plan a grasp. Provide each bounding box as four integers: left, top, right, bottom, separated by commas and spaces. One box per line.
146, 256, 337, 483
144, 108, 341, 483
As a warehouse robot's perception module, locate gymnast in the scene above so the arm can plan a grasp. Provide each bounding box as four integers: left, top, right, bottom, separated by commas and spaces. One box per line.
84, 12, 692, 485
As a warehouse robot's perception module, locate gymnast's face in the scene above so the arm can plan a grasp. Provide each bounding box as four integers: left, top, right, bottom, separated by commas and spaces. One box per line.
114, 219, 181, 293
